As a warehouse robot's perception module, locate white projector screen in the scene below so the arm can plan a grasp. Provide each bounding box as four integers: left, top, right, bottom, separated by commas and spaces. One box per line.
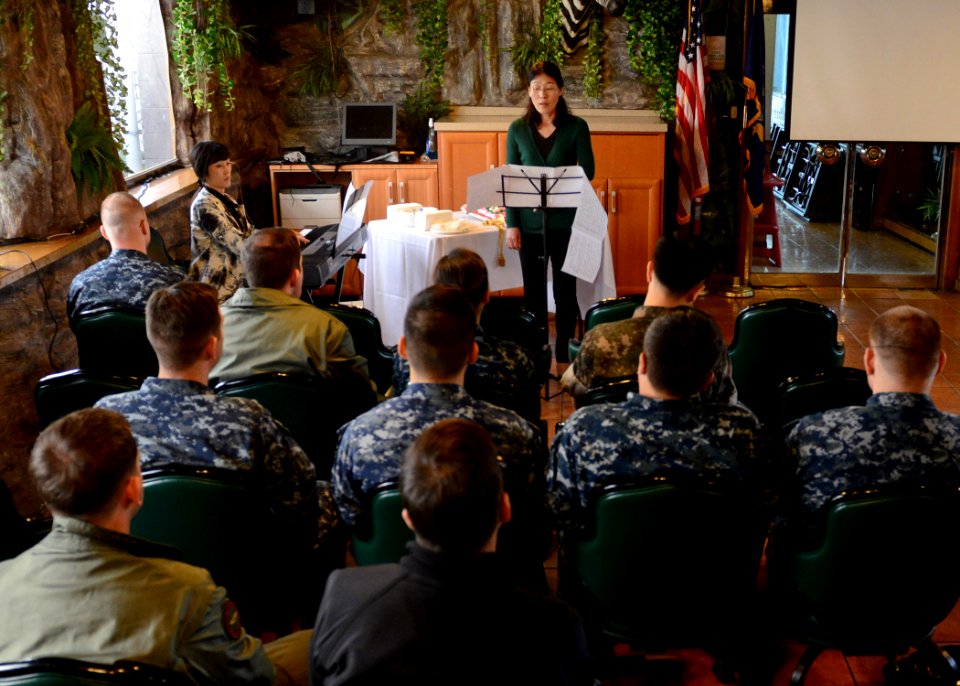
791, 0, 960, 143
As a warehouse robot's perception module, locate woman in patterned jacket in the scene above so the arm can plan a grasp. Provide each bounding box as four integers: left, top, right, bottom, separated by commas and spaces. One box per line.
187, 141, 255, 302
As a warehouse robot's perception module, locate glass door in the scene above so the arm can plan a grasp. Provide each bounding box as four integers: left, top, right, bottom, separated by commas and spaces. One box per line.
751, 13, 945, 288
753, 138, 945, 288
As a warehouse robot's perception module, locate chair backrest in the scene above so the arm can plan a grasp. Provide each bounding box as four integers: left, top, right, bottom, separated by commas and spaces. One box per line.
583, 295, 646, 332
213, 371, 375, 479
480, 298, 553, 386
791, 489, 960, 650
480, 299, 552, 385
351, 484, 412, 566
572, 479, 763, 645
0, 658, 190, 685
131, 465, 305, 634
778, 367, 871, 433
321, 304, 395, 394
0, 478, 32, 563
71, 306, 158, 379
34, 369, 141, 429
728, 298, 845, 423
147, 228, 188, 271
575, 377, 638, 409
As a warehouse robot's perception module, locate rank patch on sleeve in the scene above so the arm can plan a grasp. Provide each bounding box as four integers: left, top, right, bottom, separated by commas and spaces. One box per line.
221, 599, 244, 640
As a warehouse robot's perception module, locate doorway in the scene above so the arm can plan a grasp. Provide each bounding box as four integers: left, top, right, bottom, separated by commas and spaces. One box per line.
750, 13, 948, 289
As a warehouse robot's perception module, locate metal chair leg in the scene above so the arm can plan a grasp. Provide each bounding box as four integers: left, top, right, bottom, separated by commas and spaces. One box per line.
790, 645, 823, 686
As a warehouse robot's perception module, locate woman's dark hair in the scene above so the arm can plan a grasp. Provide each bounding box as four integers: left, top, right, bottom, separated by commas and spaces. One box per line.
522, 60, 571, 128
190, 141, 230, 183
433, 248, 489, 311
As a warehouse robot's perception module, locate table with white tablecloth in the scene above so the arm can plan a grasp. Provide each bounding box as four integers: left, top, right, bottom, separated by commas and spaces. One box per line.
360, 217, 616, 346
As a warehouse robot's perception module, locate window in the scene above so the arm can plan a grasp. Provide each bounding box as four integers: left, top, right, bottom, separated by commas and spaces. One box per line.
107, 0, 177, 178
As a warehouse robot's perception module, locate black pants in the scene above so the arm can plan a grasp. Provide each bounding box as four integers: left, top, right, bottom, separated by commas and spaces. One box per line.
519, 230, 579, 354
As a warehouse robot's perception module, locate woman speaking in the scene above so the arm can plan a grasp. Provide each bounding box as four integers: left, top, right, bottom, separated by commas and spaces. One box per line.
505, 61, 594, 363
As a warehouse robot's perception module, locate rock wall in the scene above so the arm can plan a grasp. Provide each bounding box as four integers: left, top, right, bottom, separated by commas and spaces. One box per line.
0, 203, 189, 516
0, 4, 81, 241
0, 240, 101, 515
263, 1, 654, 156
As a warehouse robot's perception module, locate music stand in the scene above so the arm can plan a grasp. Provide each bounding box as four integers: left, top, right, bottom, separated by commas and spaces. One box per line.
502, 166, 584, 298
469, 164, 588, 398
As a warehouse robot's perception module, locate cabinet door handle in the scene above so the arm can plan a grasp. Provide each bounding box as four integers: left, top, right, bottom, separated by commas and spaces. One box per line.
599, 190, 606, 210
399, 181, 406, 204
387, 181, 394, 205
611, 190, 617, 214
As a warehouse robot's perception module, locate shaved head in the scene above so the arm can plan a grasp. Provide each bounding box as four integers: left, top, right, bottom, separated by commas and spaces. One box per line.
100, 192, 148, 251
869, 306, 941, 381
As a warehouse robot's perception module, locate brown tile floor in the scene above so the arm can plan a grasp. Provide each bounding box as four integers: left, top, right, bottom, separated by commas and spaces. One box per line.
541, 287, 960, 686
751, 199, 936, 276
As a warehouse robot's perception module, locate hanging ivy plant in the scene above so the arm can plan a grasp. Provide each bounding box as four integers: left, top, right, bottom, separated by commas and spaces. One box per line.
72, 0, 127, 155
413, 0, 448, 92
171, 0, 246, 112
624, 0, 683, 120
475, 0, 494, 57
0, 1, 35, 70
379, 0, 404, 35
583, 8, 604, 100
508, 0, 565, 78
539, 0, 565, 67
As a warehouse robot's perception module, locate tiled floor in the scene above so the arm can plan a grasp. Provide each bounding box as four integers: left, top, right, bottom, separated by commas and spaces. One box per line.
751, 199, 937, 276
540, 286, 960, 686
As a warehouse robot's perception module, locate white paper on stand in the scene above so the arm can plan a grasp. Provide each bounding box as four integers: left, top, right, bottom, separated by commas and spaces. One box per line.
561, 177, 608, 281
467, 165, 586, 210
467, 164, 610, 283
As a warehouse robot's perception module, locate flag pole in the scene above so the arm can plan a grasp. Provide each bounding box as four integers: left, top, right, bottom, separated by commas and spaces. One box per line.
724, 0, 755, 298
689, 0, 703, 237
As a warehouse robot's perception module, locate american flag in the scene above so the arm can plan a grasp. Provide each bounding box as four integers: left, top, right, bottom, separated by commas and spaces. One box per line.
674, 0, 709, 225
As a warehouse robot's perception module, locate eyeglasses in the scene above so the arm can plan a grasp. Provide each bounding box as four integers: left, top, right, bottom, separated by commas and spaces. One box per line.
529, 85, 559, 94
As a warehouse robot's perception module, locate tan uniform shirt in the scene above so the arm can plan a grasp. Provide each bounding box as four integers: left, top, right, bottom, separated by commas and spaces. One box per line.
0, 516, 274, 684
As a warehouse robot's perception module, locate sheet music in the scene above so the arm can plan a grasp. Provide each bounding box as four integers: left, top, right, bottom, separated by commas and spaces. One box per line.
467, 164, 607, 281
467, 165, 587, 210
335, 180, 372, 248
562, 178, 608, 281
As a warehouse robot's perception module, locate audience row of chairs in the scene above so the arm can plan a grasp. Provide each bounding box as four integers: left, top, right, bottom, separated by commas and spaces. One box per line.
21, 294, 949, 684
571, 296, 865, 429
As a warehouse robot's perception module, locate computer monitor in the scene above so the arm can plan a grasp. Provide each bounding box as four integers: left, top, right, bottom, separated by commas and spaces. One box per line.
341, 103, 397, 147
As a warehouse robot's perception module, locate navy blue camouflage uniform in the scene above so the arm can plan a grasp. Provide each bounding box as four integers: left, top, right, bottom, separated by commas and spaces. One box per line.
550, 393, 762, 536
333, 383, 548, 585
391, 328, 539, 419
333, 383, 542, 527
96, 378, 320, 541
67, 249, 183, 321
786, 392, 960, 514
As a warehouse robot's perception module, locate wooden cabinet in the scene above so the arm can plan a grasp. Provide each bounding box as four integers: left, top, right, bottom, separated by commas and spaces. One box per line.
591, 134, 665, 295
352, 165, 439, 222
438, 132, 501, 210
600, 178, 663, 294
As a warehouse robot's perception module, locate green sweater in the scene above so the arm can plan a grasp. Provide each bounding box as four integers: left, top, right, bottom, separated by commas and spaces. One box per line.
504, 115, 595, 235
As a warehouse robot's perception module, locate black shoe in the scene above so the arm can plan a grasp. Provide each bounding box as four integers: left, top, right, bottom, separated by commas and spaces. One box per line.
555, 341, 570, 364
